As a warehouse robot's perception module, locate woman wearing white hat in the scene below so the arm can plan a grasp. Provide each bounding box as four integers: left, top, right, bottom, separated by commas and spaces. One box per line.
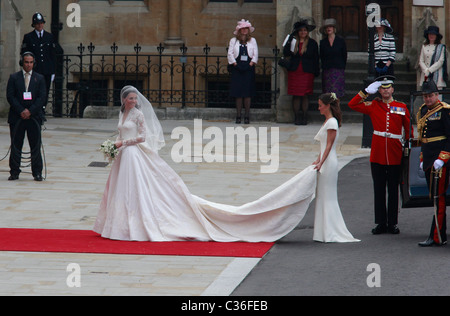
228, 19, 259, 124
373, 18, 396, 77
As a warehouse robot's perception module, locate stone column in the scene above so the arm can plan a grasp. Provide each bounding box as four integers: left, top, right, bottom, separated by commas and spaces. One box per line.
0, 0, 22, 115
276, 0, 312, 123
164, 0, 184, 46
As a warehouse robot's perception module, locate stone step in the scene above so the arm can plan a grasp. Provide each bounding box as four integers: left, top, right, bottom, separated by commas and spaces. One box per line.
308, 58, 418, 108
346, 60, 413, 73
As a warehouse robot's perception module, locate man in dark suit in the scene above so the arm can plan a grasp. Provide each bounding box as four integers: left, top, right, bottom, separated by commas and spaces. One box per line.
21, 12, 56, 111
6, 52, 46, 181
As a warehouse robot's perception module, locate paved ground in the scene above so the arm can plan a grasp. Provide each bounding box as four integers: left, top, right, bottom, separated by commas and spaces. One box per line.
0, 116, 375, 296
233, 157, 450, 296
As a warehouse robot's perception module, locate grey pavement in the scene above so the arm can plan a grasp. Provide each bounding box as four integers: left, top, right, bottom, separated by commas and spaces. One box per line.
233, 157, 450, 296
6, 114, 438, 296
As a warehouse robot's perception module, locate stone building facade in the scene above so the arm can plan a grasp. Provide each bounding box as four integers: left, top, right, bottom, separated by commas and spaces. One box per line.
0, 0, 449, 121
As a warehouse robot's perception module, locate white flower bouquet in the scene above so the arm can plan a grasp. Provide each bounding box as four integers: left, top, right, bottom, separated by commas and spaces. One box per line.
100, 139, 119, 163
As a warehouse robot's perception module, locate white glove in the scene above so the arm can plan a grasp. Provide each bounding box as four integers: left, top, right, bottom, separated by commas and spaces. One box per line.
434, 159, 444, 171
365, 81, 382, 94
420, 162, 423, 171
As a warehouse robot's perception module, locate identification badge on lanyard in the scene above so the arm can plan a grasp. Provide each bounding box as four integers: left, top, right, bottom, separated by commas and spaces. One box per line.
23, 92, 32, 101
240, 55, 249, 62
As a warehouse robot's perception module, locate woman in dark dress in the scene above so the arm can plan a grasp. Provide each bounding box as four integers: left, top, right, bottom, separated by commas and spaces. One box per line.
228, 19, 259, 124
283, 19, 319, 125
320, 18, 347, 98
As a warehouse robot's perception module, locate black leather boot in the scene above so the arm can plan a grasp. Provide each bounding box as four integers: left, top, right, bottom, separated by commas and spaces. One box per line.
418, 238, 446, 247
371, 224, 387, 235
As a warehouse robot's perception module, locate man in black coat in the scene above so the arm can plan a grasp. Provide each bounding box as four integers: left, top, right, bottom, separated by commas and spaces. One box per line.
21, 12, 56, 110
6, 52, 46, 181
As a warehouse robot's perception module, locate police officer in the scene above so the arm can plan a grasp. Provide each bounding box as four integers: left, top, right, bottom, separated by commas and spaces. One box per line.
21, 12, 56, 111
348, 76, 412, 235
417, 80, 450, 247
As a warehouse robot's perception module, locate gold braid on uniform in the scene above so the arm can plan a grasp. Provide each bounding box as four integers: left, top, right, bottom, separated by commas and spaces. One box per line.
416, 103, 444, 142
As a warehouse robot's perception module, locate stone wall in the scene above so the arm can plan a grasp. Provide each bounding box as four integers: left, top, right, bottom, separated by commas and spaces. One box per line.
0, 0, 22, 115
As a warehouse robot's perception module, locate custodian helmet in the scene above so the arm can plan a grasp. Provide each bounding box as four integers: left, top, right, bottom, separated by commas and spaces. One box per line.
32, 12, 46, 27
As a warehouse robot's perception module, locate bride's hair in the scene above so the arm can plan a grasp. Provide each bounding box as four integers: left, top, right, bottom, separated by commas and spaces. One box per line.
319, 93, 342, 127
119, 85, 165, 152
121, 89, 141, 112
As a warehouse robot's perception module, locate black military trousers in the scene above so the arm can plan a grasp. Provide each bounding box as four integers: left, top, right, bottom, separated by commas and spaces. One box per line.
9, 119, 43, 177
425, 166, 448, 243
370, 163, 401, 226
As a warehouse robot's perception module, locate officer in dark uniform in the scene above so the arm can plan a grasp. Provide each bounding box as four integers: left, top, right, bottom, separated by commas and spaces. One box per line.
21, 12, 56, 112
417, 79, 450, 247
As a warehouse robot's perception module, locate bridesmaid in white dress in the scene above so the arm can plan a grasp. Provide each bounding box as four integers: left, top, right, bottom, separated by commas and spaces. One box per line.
94, 86, 319, 242
312, 93, 360, 243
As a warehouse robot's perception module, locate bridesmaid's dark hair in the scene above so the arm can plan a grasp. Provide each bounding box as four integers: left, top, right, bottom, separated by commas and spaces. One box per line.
319, 93, 342, 127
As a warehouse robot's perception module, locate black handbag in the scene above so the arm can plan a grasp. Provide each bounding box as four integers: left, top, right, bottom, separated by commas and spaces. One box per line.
278, 57, 293, 70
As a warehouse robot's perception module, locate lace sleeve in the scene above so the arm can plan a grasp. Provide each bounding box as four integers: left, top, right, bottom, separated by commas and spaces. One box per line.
123, 110, 146, 146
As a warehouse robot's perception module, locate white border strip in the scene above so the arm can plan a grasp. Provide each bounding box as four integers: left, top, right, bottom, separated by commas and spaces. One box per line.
201, 258, 261, 296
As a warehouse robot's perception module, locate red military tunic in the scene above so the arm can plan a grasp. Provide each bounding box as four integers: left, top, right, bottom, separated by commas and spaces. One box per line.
348, 91, 413, 165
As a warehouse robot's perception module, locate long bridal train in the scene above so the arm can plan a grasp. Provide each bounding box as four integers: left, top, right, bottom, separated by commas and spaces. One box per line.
93, 137, 318, 242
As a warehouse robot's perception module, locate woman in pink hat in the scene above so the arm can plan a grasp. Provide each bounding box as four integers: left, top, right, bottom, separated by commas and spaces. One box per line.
228, 19, 259, 124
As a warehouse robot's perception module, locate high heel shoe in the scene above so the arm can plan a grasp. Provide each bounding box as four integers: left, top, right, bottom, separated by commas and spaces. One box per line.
235, 117, 241, 124
244, 117, 249, 124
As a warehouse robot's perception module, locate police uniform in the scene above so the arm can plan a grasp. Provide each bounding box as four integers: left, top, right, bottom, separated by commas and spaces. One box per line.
417, 81, 450, 246
21, 13, 56, 106
348, 76, 412, 233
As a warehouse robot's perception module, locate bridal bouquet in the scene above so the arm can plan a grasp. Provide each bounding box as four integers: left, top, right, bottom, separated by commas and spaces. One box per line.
100, 139, 119, 163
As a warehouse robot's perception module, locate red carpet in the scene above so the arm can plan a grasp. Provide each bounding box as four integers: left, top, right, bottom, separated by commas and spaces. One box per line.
0, 228, 274, 258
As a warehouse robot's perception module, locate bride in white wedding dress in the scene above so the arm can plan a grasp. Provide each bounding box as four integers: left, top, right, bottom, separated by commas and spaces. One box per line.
93, 86, 358, 243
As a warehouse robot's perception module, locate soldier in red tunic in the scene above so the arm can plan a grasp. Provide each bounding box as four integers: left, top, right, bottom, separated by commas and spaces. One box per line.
417, 80, 450, 247
348, 76, 412, 234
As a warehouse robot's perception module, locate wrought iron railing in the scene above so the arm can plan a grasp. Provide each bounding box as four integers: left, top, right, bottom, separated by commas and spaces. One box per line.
49, 42, 281, 118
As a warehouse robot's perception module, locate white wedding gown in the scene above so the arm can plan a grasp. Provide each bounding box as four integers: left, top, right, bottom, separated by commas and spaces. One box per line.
312, 118, 360, 243
93, 107, 318, 242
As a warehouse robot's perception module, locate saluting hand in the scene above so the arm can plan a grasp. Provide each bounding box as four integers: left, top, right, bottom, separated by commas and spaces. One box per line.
365, 81, 382, 95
